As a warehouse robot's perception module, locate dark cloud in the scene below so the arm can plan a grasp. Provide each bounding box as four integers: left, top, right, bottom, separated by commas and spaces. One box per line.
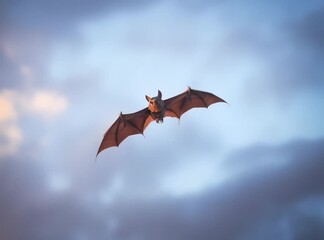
281, 6, 324, 92
0, 155, 108, 240
1, 137, 323, 240
239, 5, 324, 104
0, 0, 158, 90
291, 209, 324, 240
1, 0, 155, 34
293, 6, 324, 51
271, 6, 324, 93
108, 138, 324, 240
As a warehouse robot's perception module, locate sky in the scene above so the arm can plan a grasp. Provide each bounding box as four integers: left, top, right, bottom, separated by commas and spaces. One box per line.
1, 0, 324, 239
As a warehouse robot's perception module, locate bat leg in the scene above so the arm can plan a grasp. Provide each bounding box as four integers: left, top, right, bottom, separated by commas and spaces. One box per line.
151, 111, 164, 124
155, 118, 163, 123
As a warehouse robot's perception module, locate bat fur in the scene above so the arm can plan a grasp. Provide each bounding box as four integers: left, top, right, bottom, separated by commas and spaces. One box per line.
97, 87, 226, 155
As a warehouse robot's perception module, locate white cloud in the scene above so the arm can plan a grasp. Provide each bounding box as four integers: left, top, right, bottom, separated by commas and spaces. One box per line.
0, 122, 22, 157
0, 90, 17, 122
25, 90, 68, 118
0, 90, 22, 157
1, 88, 68, 119
0, 89, 68, 158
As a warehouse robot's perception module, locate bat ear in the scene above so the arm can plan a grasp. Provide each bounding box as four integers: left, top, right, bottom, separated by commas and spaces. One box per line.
145, 95, 151, 102
158, 90, 162, 99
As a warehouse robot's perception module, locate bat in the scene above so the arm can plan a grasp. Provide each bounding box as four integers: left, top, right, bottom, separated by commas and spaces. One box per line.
97, 87, 226, 155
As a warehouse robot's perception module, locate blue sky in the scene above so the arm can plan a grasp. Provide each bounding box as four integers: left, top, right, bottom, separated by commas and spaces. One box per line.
1, 0, 324, 239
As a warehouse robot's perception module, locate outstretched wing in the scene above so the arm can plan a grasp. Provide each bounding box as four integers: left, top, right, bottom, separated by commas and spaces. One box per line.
97, 108, 153, 155
164, 87, 226, 119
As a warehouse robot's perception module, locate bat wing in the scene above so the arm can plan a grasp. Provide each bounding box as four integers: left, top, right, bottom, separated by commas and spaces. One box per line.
97, 108, 154, 155
164, 87, 226, 119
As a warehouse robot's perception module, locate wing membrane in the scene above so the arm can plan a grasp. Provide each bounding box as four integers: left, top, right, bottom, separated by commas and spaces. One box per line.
164, 87, 226, 119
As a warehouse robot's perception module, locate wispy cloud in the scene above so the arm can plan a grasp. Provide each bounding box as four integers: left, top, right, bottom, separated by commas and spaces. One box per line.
24, 90, 68, 118
0, 90, 22, 157
0, 89, 68, 157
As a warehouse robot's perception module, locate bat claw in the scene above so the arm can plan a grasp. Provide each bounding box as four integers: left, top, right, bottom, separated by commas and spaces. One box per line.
97, 87, 225, 155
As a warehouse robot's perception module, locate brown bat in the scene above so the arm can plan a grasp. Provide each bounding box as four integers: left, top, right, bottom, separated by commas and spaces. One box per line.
97, 87, 226, 155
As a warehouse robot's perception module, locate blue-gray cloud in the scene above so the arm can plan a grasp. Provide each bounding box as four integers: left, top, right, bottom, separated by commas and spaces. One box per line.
1, 138, 323, 240
1, 0, 154, 32
107, 138, 324, 240
1, 1, 324, 240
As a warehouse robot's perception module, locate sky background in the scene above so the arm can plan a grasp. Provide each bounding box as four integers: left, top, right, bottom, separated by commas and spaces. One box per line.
1, 0, 324, 239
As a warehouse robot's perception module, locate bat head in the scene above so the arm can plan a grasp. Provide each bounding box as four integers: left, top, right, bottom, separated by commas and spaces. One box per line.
145, 90, 165, 113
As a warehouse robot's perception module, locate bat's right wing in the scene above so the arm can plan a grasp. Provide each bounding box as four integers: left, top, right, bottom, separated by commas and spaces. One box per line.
97, 108, 154, 155
164, 87, 226, 119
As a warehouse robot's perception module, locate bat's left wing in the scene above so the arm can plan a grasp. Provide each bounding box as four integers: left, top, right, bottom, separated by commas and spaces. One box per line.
164, 87, 226, 119
97, 108, 154, 155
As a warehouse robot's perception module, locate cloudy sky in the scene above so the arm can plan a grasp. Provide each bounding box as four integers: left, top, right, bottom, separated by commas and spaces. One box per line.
1, 0, 324, 239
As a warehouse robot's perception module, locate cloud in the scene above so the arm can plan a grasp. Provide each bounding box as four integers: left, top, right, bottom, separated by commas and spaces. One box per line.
0, 1, 323, 240
0, 0, 158, 91
292, 6, 324, 51
0, 123, 22, 157
6, 89, 68, 119
241, 5, 324, 103
3, 137, 322, 240
25, 90, 68, 118
1, 0, 156, 36
0, 91, 17, 121
0, 89, 68, 158
0, 155, 103, 240
0, 90, 22, 157
106, 138, 324, 240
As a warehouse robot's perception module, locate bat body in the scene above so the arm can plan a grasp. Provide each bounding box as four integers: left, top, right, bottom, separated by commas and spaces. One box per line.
97, 87, 226, 155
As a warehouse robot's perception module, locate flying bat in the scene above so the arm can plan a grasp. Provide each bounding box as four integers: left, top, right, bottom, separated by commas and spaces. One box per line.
97, 87, 226, 155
